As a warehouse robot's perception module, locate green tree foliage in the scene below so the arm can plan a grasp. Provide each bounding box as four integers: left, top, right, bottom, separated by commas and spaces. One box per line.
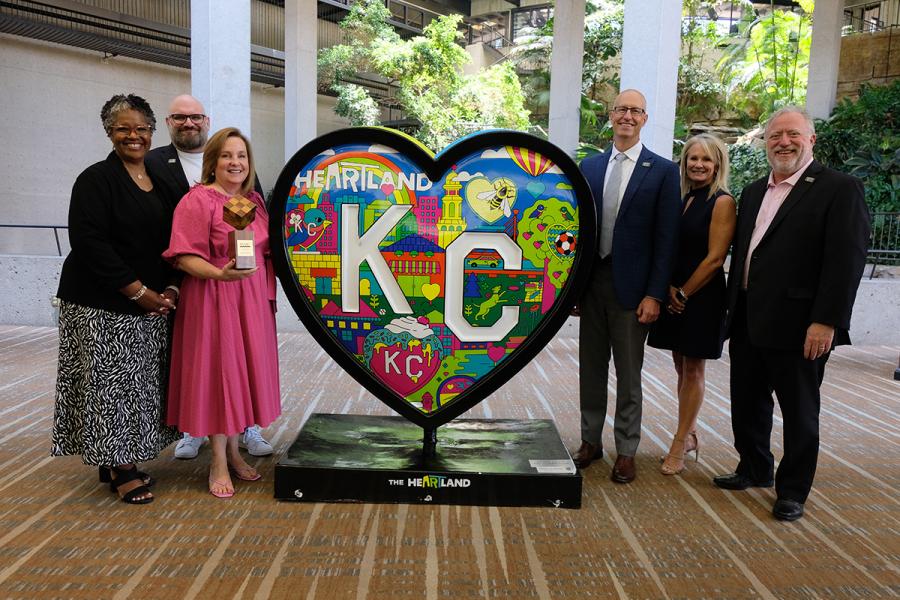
511, 0, 624, 153
679, 1, 726, 127
815, 81, 900, 212
717, 0, 814, 120
318, 0, 529, 149
727, 143, 770, 197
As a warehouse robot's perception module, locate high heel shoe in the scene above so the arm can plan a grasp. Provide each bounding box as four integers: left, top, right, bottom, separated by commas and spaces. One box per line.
660, 438, 687, 475
684, 431, 700, 462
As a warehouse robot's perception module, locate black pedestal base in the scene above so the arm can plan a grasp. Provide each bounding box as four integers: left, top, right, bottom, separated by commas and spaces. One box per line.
275, 413, 581, 508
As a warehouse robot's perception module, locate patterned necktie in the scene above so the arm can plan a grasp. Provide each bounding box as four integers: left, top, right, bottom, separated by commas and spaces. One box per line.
599, 153, 624, 258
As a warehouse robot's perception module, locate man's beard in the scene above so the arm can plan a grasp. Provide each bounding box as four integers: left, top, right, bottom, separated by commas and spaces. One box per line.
769, 148, 810, 177
172, 128, 206, 151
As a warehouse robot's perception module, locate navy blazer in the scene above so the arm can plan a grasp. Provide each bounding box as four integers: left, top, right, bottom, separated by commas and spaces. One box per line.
726, 161, 870, 349
580, 145, 681, 309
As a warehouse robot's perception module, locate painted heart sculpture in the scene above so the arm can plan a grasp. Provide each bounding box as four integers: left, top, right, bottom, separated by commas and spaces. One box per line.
270, 128, 596, 429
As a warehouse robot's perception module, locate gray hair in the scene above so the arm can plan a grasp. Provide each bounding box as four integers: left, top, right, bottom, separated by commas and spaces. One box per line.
765, 106, 815, 136
100, 93, 156, 134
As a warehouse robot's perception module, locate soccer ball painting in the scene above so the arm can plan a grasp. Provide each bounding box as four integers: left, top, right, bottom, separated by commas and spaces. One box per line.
554, 231, 576, 257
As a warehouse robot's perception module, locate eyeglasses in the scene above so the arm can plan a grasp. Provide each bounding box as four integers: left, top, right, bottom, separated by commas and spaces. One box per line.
611, 106, 646, 117
112, 126, 152, 136
168, 113, 207, 124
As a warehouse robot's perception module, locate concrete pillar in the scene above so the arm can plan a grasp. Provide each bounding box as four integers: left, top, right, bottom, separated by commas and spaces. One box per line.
620, 0, 682, 158
191, 0, 252, 136
285, 0, 318, 159
806, 0, 843, 119
548, 0, 585, 158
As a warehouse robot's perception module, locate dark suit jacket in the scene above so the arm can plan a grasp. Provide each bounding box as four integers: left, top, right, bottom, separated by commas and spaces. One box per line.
146, 143, 265, 208
725, 160, 870, 349
581, 145, 681, 309
57, 152, 175, 315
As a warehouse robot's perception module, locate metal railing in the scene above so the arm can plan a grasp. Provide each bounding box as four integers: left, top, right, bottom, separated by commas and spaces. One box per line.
0, 224, 68, 256
868, 211, 900, 277
0, 0, 286, 85
843, 12, 900, 34
464, 20, 514, 49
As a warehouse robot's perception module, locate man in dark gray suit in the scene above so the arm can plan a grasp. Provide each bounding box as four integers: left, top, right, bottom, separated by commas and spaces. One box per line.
713, 107, 869, 521
574, 89, 681, 482
146, 94, 272, 460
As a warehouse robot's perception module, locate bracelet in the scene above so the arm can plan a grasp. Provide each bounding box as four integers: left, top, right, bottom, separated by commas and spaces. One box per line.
128, 285, 147, 301
675, 288, 688, 303
164, 285, 180, 297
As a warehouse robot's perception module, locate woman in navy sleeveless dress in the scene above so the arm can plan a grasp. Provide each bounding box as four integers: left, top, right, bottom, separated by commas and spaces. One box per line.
648, 134, 736, 475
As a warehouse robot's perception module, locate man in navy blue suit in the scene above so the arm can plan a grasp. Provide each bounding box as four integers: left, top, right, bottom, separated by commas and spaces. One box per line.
573, 89, 681, 482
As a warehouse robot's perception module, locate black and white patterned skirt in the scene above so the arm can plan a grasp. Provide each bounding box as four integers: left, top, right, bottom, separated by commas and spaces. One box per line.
51, 301, 180, 465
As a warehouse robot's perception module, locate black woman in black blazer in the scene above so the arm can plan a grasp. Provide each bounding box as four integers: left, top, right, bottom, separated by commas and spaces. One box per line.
52, 94, 180, 505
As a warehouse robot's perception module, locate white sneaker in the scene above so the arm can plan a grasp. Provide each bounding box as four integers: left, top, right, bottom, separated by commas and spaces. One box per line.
174, 433, 205, 459
240, 426, 273, 456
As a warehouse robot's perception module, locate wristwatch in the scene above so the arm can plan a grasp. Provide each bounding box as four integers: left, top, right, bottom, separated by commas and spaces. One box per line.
675, 288, 688, 303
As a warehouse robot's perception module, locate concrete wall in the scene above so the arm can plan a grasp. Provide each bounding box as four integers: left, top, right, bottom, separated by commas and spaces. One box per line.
4, 254, 898, 347
0, 33, 348, 250
463, 42, 505, 75
837, 28, 900, 101
470, 0, 547, 17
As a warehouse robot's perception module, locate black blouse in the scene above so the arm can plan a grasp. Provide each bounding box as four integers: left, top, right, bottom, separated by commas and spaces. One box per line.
57, 151, 175, 316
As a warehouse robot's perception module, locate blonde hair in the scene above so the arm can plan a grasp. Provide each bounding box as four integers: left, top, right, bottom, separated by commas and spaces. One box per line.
679, 134, 730, 199
201, 127, 257, 197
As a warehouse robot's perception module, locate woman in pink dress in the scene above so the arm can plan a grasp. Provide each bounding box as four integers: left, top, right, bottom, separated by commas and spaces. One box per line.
164, 127, 280, 498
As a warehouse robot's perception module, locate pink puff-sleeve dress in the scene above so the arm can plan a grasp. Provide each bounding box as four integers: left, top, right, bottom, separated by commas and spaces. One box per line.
163, 185, 281, 437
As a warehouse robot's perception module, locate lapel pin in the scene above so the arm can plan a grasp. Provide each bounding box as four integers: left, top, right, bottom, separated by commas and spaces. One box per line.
641, 161, 651, 167
168, 158, 177, 163
804, 176, 815, 182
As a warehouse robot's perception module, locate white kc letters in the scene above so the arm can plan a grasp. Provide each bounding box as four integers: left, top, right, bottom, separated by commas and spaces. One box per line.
340, 204, 521, 342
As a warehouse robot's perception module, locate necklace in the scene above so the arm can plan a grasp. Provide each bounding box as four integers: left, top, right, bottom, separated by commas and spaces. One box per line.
127, 167, 146, 181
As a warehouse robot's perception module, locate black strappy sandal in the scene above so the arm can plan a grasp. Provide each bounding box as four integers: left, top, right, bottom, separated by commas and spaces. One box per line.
99, 465, 154, 491
109, 466, 154, 504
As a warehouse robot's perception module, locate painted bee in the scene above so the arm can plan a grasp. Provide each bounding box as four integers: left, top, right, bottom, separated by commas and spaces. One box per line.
477, 177, 517, 217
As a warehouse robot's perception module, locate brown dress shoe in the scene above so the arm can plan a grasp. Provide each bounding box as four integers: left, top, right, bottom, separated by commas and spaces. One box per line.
571, 441, 602, 469
611, 455, 636, 483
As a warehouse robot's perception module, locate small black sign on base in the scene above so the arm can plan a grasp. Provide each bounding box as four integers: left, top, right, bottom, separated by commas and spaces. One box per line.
275, 413, 582, 509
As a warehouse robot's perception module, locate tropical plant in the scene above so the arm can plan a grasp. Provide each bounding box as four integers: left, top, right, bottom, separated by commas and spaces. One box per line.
717, 0, 814, 120
318, 0, 530, 149
815, 81, 900, 212
727, 143, 769, 197
679, 1, 727, 127
510, 0, 624, 151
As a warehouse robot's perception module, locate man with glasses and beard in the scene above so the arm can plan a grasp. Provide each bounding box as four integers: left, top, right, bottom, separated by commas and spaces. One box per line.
713, 107, 869, 521
146, 94, 272, 461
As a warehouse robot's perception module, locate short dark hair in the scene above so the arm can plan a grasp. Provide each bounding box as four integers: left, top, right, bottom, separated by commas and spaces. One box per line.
100, 94, 156, 134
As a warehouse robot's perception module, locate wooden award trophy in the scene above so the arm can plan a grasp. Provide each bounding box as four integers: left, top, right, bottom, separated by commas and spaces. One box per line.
223, 196, 257, 270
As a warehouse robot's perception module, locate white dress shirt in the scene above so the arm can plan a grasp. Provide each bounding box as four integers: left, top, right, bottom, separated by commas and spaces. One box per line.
603, 141, 643, 216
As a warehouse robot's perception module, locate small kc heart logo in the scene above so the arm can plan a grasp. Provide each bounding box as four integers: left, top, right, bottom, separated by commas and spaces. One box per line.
270, 128, 596, 428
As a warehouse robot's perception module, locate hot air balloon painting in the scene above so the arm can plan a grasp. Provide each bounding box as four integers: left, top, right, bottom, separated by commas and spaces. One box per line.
506, 147, 554, 178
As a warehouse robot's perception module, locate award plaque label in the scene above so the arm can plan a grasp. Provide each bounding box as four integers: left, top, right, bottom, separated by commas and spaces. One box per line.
224, 196, 257, 269
270, 128, 596, 430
